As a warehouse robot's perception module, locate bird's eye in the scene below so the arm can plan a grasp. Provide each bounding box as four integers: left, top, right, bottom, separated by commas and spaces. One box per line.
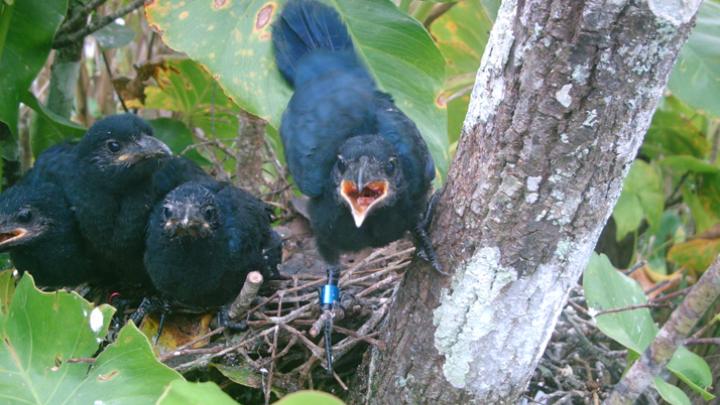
337, 156, 347, 173
17, 208, 32, 223
107, 140, 122, 153
385, 158, 397, 175
203, 206, 217, 221
162, 206, 172, 219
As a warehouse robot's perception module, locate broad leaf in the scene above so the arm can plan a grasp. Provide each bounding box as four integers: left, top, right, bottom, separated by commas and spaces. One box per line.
654, 377, 691, 405
584, 254, 715, 399
660, 156, 719, 174
142, 58, 241, 141
157, 380, 238, 405
642, 96, 709, 160
0, 0, 66, 156
583, 254, 657, 353
669, 0, 720, 116
682, 172, 720, 234
667, 347, 715, 400
612, 160, 664, 240
0, 269, 13, 315
145, 0, 449, 176
274, 390, 345, 405
668, 237, 720, 274
0, 274, 182, 404
431, 0, 497, 144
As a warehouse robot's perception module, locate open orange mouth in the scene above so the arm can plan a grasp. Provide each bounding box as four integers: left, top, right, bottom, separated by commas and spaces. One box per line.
340, 180, 389, 227
0, 228, 28, 245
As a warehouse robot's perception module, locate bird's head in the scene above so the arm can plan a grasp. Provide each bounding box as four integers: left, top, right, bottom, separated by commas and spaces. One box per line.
333, 136, 403, 228
160, 182, 219, 240
0, 184, 60, 250
76, 114, 171, 184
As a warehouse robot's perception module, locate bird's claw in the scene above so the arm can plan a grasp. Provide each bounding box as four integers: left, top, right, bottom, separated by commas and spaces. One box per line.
319, 265, 341, 374
216, 308, 249, 332
130, 297, 172, 344
413, 191, 449, 276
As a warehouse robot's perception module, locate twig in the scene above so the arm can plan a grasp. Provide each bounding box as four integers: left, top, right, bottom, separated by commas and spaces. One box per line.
100, 50, 129, 113
265, 292, 283, 405
605, 255, 720, 404
685, 337, 720, 346
56, 0, 107, 36
594, 303, 668, 317
53, 0, 146, 48
228, 271, 263, 320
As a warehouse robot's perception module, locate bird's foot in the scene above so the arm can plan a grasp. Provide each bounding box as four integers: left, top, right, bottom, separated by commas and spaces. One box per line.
216, 308, 249, 332
318, 264, 341, 374
323, 310, 335, 374
129, 297, 172, 344
413, 223, 449, 276
418, 190, 441, 233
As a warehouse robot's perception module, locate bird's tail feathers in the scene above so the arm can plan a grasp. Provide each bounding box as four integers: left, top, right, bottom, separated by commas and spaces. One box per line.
272, 0, 356, 86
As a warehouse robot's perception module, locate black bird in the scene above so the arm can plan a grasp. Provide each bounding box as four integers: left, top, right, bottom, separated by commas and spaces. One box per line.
46, 114, 172, 286
273, 0, 442, 371
142, 180, 282, 328
0, 180, 95, 287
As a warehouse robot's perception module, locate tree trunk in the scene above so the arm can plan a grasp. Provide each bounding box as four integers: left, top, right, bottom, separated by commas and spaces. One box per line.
351, 0, 702, 403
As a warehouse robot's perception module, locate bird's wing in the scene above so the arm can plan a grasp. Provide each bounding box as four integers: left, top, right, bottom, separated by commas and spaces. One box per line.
374, 92, 436, 195
216, 185, 270, 257
281, 68, 376, 197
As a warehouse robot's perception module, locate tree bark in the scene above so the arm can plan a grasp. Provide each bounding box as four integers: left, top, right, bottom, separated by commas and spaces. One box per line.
351, 0, 702, 403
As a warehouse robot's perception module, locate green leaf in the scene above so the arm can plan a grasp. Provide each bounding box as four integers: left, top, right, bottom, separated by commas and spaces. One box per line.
156, 380, 238, 405
682, 172, 720, 234
612, 160, 664, 240
660, 156, 719, 174
148, 118, 209, 165
668, 0, 720, 116
0, 0, 66, 139
583, 254, 657, 353
668, 347, 715, 400
642, 96, 709, 160
431, 0, 497, 145
145, 0, 449, 176
21, 90, 87, 155
0, 269, 13, 315
274, 390, 345, 405
654, 377, 691, 405
0, 274, 182, 404
92, 21, 136, 49
143, 58, 242, 141
584, 254, 716, 400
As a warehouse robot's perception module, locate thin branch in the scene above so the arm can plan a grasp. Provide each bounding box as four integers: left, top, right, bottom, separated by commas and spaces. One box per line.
56, 0, 107, 36
605, 255, 720, 404
53, 0, 146, 48
100, 49, 129, 113
594, 302, 668, 317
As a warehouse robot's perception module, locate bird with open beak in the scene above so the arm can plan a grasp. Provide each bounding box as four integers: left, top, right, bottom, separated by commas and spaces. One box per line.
0, 181, 96, 287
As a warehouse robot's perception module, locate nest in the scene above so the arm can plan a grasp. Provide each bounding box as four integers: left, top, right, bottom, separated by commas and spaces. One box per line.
150, 236, 414, 397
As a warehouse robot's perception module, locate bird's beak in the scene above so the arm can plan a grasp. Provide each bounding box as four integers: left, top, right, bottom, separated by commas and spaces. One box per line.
165, 206, 209, 238
117, 134, 172, 163
0, 226, 30, 250
339, 179, 389, 228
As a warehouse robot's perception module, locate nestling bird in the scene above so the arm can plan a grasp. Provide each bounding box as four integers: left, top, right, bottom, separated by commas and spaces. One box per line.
45, 114, 172, 286
142, 180, 282, 326
0, 180, 95, 287
273, 0, 442, 371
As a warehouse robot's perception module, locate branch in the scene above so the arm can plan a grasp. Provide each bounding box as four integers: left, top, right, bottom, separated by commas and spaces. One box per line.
56, 0, 107, 36
228, 271, 263, 320
605, 255, 720, 404
53, 0, 145, 49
